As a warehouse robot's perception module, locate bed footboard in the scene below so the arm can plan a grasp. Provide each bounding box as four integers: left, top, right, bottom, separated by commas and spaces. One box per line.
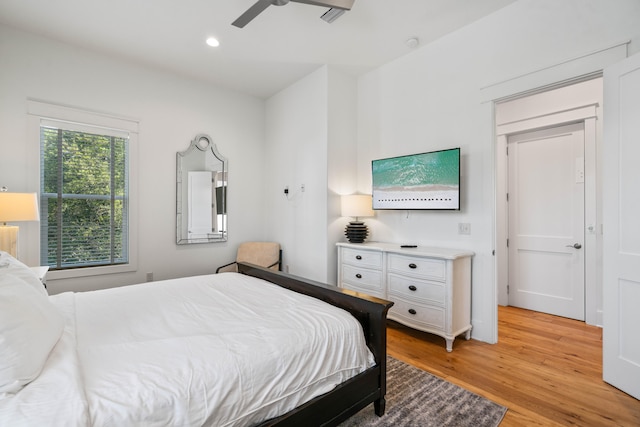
237, 262, 393, 426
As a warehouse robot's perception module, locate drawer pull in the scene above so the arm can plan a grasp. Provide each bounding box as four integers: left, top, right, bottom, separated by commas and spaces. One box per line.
408, 285, 417, 291
355, 255, 362, 260
355, 273, 362, 279
408, 308, 417, 315
408, 263, 417, 269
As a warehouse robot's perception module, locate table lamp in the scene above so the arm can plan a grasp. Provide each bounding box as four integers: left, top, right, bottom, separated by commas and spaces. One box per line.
0, 190, 40, 258
341, 194, 374, 243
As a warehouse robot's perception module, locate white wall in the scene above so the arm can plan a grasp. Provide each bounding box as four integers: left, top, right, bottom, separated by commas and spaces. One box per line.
265, 67, 329, 282
265, 66, 357, 284
327, 68, 358, 284
0, 25, 267, 293
356, 0, 640, 343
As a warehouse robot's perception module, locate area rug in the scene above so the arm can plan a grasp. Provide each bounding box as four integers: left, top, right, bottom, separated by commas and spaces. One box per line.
339, 356, 507, 427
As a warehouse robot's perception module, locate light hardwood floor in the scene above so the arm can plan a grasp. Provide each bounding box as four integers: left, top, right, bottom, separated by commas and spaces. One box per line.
386, 305, 640, 426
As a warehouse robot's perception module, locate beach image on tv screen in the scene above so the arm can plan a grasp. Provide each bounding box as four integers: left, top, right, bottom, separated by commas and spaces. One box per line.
372, 149, 459, 210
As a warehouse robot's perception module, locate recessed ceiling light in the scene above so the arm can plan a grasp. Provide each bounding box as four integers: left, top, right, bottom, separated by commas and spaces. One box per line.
405, 37, 419, 49
206, 37, 220, 47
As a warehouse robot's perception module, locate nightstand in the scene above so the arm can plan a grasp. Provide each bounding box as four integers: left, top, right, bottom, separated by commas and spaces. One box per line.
30, 266, 50, 288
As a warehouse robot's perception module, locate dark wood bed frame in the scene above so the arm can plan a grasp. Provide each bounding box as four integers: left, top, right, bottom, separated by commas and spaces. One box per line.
238, 263, 394, 427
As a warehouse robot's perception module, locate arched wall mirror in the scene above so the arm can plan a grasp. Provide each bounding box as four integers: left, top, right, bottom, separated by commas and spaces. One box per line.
176, 134, 227, 244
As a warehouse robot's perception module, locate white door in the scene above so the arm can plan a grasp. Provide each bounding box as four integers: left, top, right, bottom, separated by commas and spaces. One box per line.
507, 123, 585, 320
602, 53, 640, 399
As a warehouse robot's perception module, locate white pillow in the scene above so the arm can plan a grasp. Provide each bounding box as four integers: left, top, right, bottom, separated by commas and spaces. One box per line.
0, 251, 47, 296
0, 273, 64, 395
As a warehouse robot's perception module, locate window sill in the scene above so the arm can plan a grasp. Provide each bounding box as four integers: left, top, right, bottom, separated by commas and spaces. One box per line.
47, 262, 136, 280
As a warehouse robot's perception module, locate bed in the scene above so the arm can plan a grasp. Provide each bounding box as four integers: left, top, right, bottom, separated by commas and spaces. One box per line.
0, 252, 393, 426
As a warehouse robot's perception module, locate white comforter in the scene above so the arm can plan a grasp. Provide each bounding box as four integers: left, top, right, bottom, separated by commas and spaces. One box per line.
1, 272, 375, 426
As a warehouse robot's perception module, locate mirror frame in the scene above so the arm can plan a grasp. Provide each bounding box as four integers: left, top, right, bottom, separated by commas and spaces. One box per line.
176, 134, 227, 244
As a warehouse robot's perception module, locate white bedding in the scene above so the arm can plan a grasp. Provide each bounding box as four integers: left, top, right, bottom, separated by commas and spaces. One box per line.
1, 272, 375, 426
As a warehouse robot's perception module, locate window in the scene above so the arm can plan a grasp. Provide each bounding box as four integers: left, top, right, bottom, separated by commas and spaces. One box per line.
40, 122, 129, 269
28, 100, 138, 278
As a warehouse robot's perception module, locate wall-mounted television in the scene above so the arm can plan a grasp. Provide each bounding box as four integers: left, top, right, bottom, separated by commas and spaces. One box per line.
372, 147, 460, 210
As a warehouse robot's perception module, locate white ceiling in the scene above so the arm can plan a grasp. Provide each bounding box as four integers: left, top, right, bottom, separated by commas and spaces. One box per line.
0, 0, 516, 98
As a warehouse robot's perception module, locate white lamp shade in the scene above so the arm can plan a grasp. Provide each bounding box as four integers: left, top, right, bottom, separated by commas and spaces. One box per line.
0, 192, 40, 223
341, 194, 374, 218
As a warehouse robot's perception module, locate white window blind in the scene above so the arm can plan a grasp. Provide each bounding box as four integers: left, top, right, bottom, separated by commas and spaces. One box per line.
39, 119, 130, 270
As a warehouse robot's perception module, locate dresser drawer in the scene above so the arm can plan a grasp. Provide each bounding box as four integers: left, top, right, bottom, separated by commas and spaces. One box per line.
340, 282, 386, 299
389, 297, 445, 330
388, 273, 445, 305
387, 254, 446, 281
341, 264, 383, 292
341, 248, 383, 269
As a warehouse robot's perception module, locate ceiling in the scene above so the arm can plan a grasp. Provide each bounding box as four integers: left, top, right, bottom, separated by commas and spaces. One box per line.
0, 0, 516, 98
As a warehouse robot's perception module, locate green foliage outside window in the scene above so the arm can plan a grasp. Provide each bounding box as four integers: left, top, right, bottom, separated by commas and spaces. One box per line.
41, 126, 129, 269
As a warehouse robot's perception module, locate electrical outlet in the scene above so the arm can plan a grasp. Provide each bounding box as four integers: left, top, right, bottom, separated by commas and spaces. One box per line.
146, 272, 153, 282
458, 223, 471, 235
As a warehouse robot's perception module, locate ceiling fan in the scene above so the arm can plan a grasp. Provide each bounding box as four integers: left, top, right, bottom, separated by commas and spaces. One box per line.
232, 0, 355, 28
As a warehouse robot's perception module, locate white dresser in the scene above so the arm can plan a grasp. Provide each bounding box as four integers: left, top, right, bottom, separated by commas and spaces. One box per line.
337, 242, 474, 352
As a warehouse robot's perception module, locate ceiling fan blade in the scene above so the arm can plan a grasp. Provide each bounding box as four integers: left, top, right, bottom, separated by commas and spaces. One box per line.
232, 0, 273, 28
290, 0, 354, 10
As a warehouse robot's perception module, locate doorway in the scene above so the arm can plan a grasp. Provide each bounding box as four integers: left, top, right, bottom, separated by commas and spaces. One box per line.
485, 47, 638, 398
495, 77, 602, 325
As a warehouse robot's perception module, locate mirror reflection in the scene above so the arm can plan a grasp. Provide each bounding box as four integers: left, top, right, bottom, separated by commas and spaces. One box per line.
177, 134, 227, 244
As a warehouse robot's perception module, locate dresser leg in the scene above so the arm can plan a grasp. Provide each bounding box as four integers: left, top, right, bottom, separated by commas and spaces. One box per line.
445, 338, 454, 352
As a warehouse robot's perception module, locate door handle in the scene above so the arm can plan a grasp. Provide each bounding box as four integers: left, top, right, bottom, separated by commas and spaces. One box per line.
566, 243, 582, 249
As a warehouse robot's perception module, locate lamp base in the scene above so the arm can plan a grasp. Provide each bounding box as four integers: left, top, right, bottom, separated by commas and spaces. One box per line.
0, 225, 19, 258
345, 221, 368, 243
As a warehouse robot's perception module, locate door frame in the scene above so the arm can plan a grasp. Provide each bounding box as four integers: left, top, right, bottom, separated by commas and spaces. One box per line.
496, 104, 598, 323
480, 41, 628, 344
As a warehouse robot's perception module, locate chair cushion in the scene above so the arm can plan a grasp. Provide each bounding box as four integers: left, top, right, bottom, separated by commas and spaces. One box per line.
236, 242, 280, 270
